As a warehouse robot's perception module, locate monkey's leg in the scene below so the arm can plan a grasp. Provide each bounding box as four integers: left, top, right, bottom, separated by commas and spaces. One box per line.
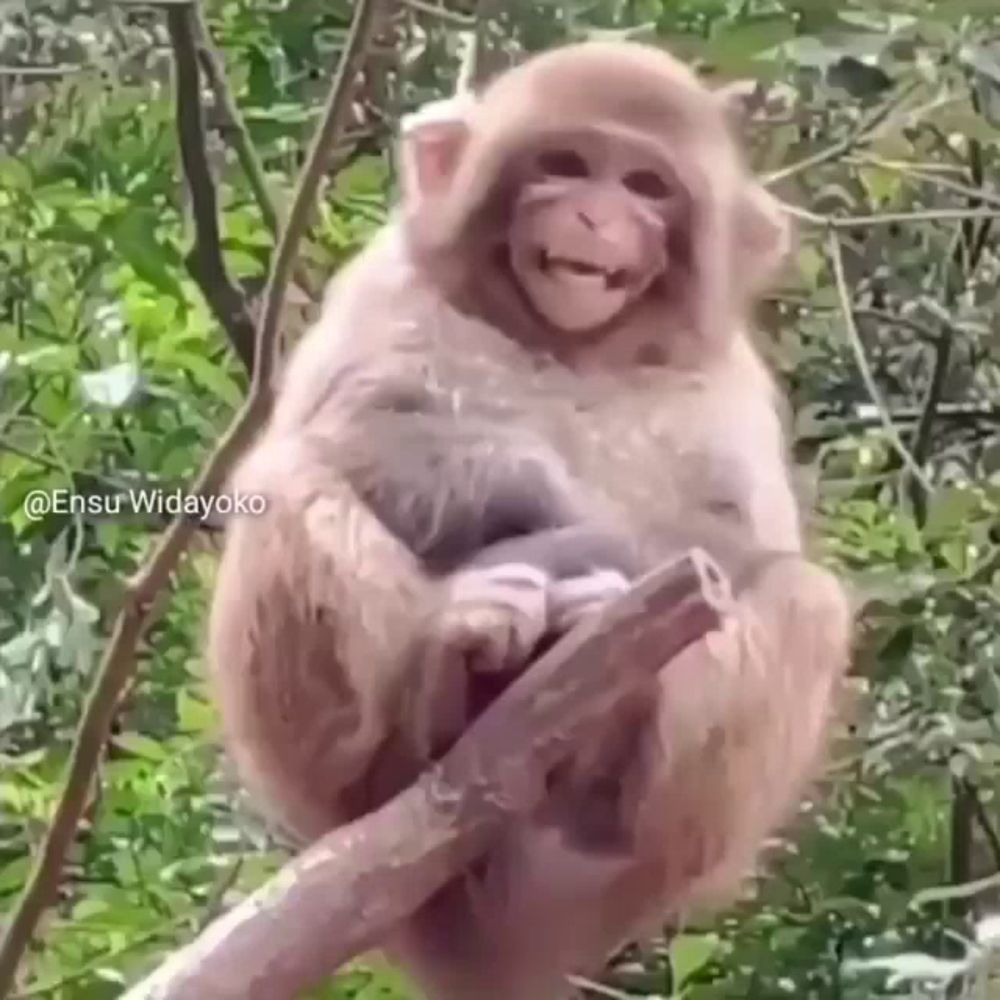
399, 556, 850, 1000
629, 554, 852, 911
208, 441, 436, 840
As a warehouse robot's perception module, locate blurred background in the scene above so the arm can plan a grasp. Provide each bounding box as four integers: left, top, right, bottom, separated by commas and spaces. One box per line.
1, 0, 1000, 996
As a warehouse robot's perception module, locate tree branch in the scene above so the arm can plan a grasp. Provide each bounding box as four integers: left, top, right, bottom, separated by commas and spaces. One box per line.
121, 551, 728, 1000
166, 4, 257, 372
845, 154, 1000, 211
403, 0, 476, 27
826, 230, 933, 496
909, 327, 951, 492
190, 4, 280, 237
0, 1, 387, 993
764, 81, 919, 186
963, 779, 1000, 875
249, 0, 385, 400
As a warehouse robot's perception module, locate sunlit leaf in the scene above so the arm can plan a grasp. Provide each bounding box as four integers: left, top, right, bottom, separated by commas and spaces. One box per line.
80, 360, 142, 409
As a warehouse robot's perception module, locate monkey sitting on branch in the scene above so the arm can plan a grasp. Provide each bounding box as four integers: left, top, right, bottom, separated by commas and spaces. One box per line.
207, 40, 852, 1000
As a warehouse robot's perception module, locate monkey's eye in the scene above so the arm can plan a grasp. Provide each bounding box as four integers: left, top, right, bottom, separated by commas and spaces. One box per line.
622, 169, 671, 199
537, 149, 590, 178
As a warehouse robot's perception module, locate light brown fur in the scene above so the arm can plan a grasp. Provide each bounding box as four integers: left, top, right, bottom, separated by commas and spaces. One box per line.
208, 41, 851, 1000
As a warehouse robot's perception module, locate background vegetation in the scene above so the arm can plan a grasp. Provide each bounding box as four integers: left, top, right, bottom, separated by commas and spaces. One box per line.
1, 0, 1000, 996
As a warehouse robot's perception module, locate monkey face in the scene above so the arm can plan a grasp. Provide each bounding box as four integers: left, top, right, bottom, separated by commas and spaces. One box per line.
402, 42, 792, 357
505, 130, 680, 333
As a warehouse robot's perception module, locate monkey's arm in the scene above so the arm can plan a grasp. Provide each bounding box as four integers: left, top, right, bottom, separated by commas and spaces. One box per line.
317, 399, 592, 572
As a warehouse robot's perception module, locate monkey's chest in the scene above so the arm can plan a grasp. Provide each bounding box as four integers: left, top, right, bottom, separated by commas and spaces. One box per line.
552, 381, 737, 526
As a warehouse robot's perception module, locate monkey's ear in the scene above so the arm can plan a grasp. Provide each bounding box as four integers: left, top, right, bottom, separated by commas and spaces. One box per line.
734, 182, 793, 290
399, 94, 475, 203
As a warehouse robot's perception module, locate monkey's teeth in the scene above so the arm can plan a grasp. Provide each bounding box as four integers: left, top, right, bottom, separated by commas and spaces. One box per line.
551, 257, 604, 276
557, 271, 607, 289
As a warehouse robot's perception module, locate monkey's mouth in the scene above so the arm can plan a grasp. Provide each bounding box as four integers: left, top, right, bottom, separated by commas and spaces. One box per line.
537, 248, 630, 290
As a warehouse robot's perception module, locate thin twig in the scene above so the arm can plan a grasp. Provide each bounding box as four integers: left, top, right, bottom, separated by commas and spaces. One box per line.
568, 974, 640, 998
852, 307, 941, 345
166, 5, 256, 372
965, 780, 1000, 874
0, 65, 79, 78
785, 204, 1000, 229
829, 207, 1000, 228
190, 5, 317, 300
191, 4, 280, 236
197, 858, 245, 932
11, 921, 185, 999
909, 326, 951, 518
249, 0, 386, 399
0, 1, 387, 993
912, 107, 991, 522
845, 154, 1000, 211
403, 0, 476, 26
765, 81, 920, 186
826, 230, 933, 495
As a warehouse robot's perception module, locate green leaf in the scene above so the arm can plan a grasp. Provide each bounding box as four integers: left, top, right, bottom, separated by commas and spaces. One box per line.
705, 17, 796, 75
102, 212, 184, 300
176, 687, 217, 735
671, 933, 720, 987
858, 165, 903, 207
113, 732, 168, 762
170, 352, 243, 410
80, 361, 142, 409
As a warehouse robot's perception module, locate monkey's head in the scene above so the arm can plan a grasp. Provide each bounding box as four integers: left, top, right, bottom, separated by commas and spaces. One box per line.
401, 42, 790, 358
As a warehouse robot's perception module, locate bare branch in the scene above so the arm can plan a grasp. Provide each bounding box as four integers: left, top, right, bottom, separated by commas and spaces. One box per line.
830, 207, 1000, 228
764, 81, 920, 186
826, 230, 933, 495
190, 4, 280, 237
121, 552, 728, 1000
965, 780, 1000, 874
788, 205, 1000, 229
249, 0, 386, 401
166, 4, 256, 372
403, 0, 476, 26
845, 154, 1000, 211
0, 1, 388, 992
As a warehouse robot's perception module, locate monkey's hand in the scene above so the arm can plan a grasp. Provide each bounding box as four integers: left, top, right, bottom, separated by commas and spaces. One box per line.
405, 560, 633, 760
549, 570, 631, 633
406, 563, 552, 759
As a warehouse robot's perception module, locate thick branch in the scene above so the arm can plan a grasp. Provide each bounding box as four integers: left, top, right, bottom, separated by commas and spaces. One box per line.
166, 4, 256, 372
0, 2, 386, 993
121, 552, 728, 1000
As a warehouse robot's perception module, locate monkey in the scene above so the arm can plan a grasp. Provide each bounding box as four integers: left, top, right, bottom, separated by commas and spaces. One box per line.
207, 41, 852, 1000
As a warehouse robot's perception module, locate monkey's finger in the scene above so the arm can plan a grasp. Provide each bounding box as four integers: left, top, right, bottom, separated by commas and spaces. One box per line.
549, 570, 630, 632
449, 563, 550, 618
448, 603, 543, 675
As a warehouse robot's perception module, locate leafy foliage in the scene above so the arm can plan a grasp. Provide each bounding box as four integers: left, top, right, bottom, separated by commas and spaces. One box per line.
2, 0, 1000, 997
